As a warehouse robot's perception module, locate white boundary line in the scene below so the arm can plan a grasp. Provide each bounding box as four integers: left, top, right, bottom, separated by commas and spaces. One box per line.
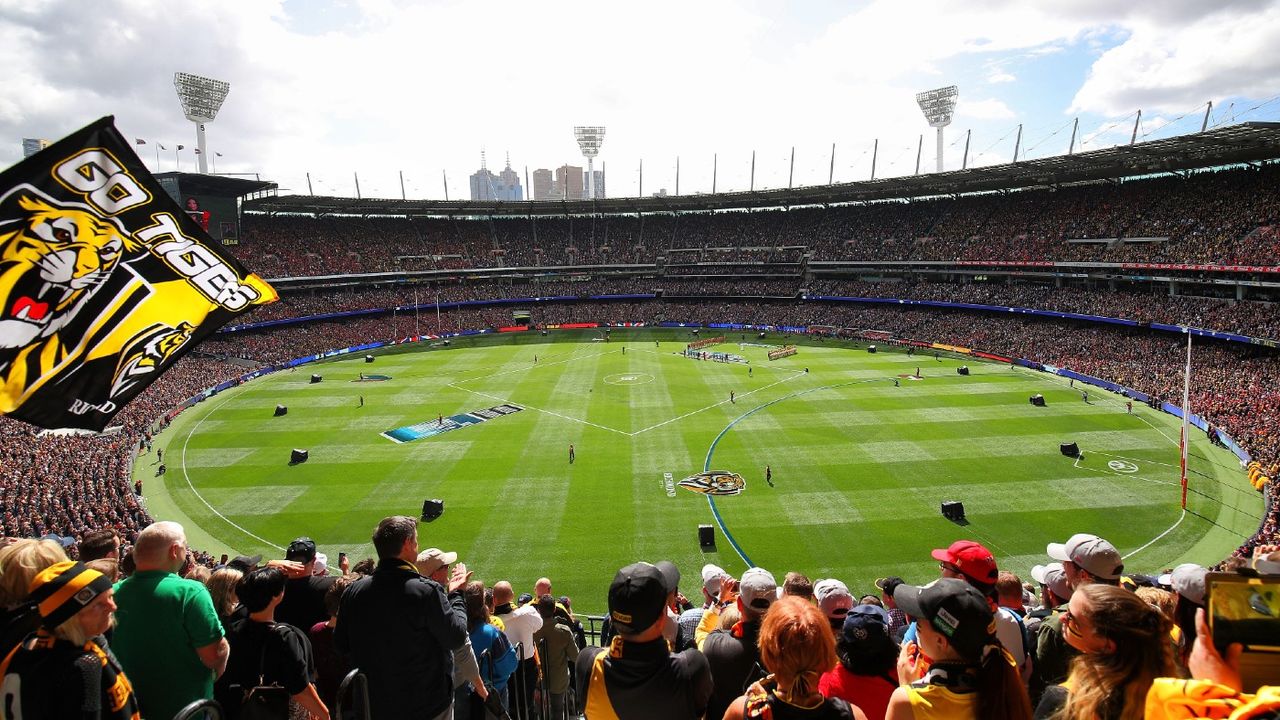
631, 372, 804, 436
448, 385, 629, 436
1123, 510, 1188, 560
180, 381, 286, 551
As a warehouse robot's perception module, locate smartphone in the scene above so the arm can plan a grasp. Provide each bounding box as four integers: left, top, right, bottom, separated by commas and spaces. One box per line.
1206, 572, 1280, 692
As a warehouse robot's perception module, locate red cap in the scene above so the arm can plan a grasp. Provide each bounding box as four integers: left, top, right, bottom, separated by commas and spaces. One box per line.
931, 540, 998, 588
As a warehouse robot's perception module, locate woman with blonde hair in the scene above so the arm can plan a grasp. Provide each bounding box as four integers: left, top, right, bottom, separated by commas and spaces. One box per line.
725, 596, 866, 719
0, 539, 68, 658
206, 567, 245, 630
1034, 584, 1176, 720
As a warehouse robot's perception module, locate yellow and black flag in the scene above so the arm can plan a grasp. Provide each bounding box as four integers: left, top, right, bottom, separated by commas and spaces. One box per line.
0, 116, 276, 430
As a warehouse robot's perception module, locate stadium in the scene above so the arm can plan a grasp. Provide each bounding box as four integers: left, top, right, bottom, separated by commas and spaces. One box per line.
3, 11, 1280, 718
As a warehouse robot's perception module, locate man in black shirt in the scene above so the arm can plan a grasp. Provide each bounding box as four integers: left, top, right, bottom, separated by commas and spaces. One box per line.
577, 562, 712, 719
275, 537, 335, 632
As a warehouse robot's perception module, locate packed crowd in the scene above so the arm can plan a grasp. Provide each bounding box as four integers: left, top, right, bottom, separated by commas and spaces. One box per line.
3, 517, 1276, 720
235, 278, 1278, 341
233, 164, 1280, 276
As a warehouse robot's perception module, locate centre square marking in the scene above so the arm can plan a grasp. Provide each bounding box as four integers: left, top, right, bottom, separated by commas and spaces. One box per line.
1108, 460, 1140, 473
604, 372, 655, 386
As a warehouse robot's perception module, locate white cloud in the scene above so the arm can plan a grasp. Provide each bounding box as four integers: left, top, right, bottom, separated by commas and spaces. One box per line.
957, 99, 1017, 121
0, 0, 1276, 194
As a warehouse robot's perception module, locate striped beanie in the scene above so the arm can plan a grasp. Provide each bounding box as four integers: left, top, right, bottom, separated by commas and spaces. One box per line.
28, 561, 112, 629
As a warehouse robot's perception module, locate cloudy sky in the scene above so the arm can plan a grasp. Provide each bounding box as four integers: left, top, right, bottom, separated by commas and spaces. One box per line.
2, 0, 1278, 199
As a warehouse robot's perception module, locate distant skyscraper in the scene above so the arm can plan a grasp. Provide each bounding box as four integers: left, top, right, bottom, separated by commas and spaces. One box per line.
496, 153, 523, 201
585, 169, 605, 198
532, 168, 554, 200
21, 138, 50, 158
554, 164, 584, 200
469, 151, 524, 201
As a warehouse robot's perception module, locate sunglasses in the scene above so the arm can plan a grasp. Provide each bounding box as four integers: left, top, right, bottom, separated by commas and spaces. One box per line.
1061, 610, 1085, 638
939, 562, 963, 575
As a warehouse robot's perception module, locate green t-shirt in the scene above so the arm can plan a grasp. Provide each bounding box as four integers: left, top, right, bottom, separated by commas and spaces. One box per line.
112, 570, 224, 720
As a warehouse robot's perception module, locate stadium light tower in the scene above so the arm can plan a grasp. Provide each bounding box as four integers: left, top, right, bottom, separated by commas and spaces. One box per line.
574, 126, 606, 199
174, 72, 231, 174
915, 85, 958, 173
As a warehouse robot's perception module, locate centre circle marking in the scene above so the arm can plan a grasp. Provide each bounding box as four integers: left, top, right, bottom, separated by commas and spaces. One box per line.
604, 372, 654, 386
1108, 460, 1139, 473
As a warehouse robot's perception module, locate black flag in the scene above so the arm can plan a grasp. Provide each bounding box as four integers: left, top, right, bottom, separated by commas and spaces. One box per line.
0, 116, 276, 430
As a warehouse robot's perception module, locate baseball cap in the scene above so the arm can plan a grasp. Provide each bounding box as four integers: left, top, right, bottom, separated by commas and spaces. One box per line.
1030, 563, 1072, 601
655, 560, 681, 594
875, 576, 905, 596
840, 604, 890, 646
286, 537, 318, 563
1159, 563, 1207, 606
702, 564, 728, 595
813, 579, 854, 624
28, 561, 112, 629
313, 552, 329, 576
932, 540, 999, 588
739, 567, 777, 613
415, 547, 458, 576
1046, 533, 1123, 580
227, 554, 262, 574
894, 578, 996, 659
609, 562, 667, 634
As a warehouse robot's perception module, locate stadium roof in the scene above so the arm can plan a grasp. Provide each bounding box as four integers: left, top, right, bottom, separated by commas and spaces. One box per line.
154, 172, 276, 198
244, 122, 1280, 217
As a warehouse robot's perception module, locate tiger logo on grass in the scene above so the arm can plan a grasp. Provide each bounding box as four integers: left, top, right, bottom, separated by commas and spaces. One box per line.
0, 194, 140, 408
678, 470, 747, 496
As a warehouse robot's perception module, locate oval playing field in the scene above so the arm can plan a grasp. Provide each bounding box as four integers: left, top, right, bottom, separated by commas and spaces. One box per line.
140, 331, 1258, 613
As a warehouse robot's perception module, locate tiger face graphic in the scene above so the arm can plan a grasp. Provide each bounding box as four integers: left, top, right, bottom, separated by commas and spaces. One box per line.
0, 194, 138, 351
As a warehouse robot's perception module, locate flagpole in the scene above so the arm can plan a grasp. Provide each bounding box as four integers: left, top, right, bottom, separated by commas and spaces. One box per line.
1180, 333, 1191, 508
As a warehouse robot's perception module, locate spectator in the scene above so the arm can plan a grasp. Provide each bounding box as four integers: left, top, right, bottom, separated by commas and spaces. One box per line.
206, 567, 246, 631
576, 562, 713, 719
77, 528, 121, 562
462, 579, 512, 719
888, 578, 1033, 720
276, 536, 335, 633
725, 596, 863, 719
783, 571, 816, 602
906, 541, 1030, 683
700, 567, 778, 720
676, 563, 726, 651
1144, 606, 1278, 718
875, 576, 909, 642
997, 571, 1028, 616
0, 538, 68, 658
309, 573, 356, 712
335, 515, 469, 720
532, 593, 578, 720
1026, 563, 1072, 637
1033, 584, 1175, 720
492, 579, 543, 720
815, 578, 856, 632
1033, 534, 1124, 703
0, 561, 139, 719
413, 548, 487, 716
111, 521, 228, 720
215, 566, 330, 720
1161, 563, 1208, 670
821, 603, 899, 720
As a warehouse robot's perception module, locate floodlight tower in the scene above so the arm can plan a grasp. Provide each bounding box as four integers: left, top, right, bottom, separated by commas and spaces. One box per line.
915, 85, 958, 173
574, 126, 606, 199
174, 72, 231, 174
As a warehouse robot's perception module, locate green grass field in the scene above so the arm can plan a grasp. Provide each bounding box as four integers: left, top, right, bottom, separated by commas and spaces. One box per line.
138, 329, 1261, 615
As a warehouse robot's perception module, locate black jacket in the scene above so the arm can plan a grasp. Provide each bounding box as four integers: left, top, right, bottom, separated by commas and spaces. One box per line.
334, 558, 467, 719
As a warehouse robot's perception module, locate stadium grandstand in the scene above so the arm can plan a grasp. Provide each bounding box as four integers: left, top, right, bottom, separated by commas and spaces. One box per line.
5, 123, 1280, 720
